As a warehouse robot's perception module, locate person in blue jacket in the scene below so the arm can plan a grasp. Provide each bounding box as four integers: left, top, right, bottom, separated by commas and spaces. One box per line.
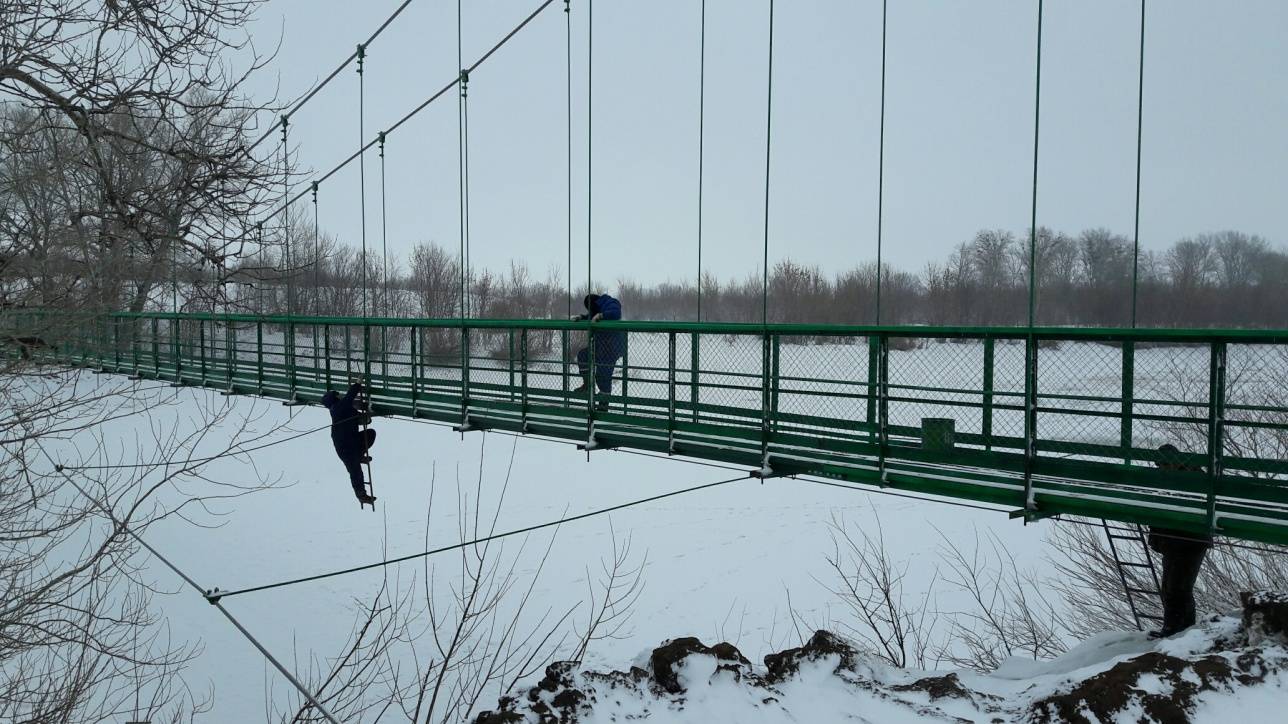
321, 381, 377, 504
572, 293, 624, 409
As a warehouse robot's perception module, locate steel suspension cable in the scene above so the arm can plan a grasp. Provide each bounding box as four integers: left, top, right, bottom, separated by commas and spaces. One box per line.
761, 0, 775, 326
243, 0, 420, 160
875, 0, 887, 324
1131, 0, 1146, 328
1026, 0, 1044, 328
229, 2, 557, 273
312, 182, 320, 315
209, 474, 750, 600
358, 45, 369, 322
36, 443, 341, 724
281, 117, 292, 317
586, 0, 593, 295
565, 0, 573, 317
358, 43, 371, 383
380, 135, 389, 318
458, 0, 467, 322
379, 132, 389, 375
696, 0, 707, 322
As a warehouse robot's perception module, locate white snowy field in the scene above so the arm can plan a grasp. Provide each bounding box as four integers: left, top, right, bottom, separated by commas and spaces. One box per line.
47, 371, 1055, 722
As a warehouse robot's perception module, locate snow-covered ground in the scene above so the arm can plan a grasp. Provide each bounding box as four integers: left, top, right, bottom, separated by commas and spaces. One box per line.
55, 370, 1052, 721
485, 613, 1288, 723
38, 336, 1286, 721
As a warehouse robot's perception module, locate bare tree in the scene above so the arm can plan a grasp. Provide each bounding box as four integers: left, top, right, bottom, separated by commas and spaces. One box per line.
1, 0, 282, 313
268, 436, 646, 723
821, 514, 940, 669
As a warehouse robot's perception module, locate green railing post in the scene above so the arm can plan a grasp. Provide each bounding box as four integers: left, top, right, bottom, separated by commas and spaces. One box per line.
867, 335, 879, 443
621, 332, 630, 414
667, 331, 677, 451
226, 317, 236, 391
561, 328, 570, 403
409, 326, 418, 416
324, 324, 332, 391
1022, 334, 1039, 510
363, 323, 371, 386
344, 324, 352, 380
256, 320, 264, 394
760, 332, 772, 473
1205, 341, 1227, 533
878, 333, 890, 482
520, 328, 529, 430
770, 334, 781, 434
112, 316, 121, 370
690, 331, 700, 423
982, 336, 995, 451
461, 326, 471, 428
586, 326, 596, 425
508, 328, 516, 402
1120, 340, 1135, 463
199, 318, 207, 385
287, 320, 297, 400
172, 316, 182, 383
151, 318, 159, 375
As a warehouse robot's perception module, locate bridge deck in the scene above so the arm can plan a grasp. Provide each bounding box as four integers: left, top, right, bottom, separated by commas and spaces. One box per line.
9, 311, 1288, 545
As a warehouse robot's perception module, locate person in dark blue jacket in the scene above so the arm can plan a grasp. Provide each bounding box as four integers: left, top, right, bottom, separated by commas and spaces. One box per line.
572, 293, 624, 409
321, 381, 377, 504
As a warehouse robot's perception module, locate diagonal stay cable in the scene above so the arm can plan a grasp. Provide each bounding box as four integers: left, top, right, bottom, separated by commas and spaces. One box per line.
241, 0, 558, 259
209, 473, 750, 600
245, 0, 421, 157
34, 442, 341, 724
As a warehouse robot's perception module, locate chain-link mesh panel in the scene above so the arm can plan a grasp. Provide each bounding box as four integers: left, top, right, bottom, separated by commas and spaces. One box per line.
991, 339, 1027, 450
776, 336, 872, 441
887, 338, 988, 450
692, 332, 764, 430
618, 331, 670, 417
1224, 343, 1288, 484
1036, 341, 1124, 463
1133, 343, 1210, 465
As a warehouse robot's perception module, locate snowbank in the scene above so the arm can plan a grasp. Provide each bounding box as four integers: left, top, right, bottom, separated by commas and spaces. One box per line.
476, 592, 1288, 723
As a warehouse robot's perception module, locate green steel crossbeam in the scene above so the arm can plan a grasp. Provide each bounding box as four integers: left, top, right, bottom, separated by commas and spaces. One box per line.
9, 310, 1288, 546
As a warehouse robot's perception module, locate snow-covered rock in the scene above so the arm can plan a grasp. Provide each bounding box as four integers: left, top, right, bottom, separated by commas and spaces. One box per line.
475, 595, 1288, 723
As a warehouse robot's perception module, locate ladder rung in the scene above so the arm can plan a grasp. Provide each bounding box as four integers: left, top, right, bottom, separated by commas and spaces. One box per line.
1117, 561, 1153, 568
1108, 533, 1145, 542
1138, 613, 1164, 621
1126, 587, 1159, 596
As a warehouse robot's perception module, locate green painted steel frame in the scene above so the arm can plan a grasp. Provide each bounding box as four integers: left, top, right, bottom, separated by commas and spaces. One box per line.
8, 310, 1288, 545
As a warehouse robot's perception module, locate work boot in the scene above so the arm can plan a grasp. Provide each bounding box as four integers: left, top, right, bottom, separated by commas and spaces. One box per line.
571, 379, 590, 395
356, 492, 377, 505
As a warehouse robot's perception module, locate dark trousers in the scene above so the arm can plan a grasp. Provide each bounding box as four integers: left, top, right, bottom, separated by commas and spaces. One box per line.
1158, 542, 1208, 634
337, 429, 377, 495
576, 338, 624, 395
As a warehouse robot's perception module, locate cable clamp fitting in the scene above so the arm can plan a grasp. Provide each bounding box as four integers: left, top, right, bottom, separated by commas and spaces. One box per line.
204, 588, 223, 605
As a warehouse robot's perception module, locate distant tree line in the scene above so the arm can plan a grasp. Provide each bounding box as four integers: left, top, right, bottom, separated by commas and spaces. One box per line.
210, 225, 1288, 330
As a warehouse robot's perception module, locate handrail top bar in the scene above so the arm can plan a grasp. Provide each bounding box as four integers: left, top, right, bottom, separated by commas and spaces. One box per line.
35, 310, 1288, 343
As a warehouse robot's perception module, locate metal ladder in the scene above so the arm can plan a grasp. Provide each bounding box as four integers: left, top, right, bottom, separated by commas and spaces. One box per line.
1101, 520, 1162, 630
358, 384, 376, 512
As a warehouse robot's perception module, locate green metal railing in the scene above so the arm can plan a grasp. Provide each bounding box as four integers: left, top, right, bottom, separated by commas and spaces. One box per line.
7, 310, 1288, 545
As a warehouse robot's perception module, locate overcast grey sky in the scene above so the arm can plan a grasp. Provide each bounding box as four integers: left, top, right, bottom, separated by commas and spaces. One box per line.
245, 0, 1287, 289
